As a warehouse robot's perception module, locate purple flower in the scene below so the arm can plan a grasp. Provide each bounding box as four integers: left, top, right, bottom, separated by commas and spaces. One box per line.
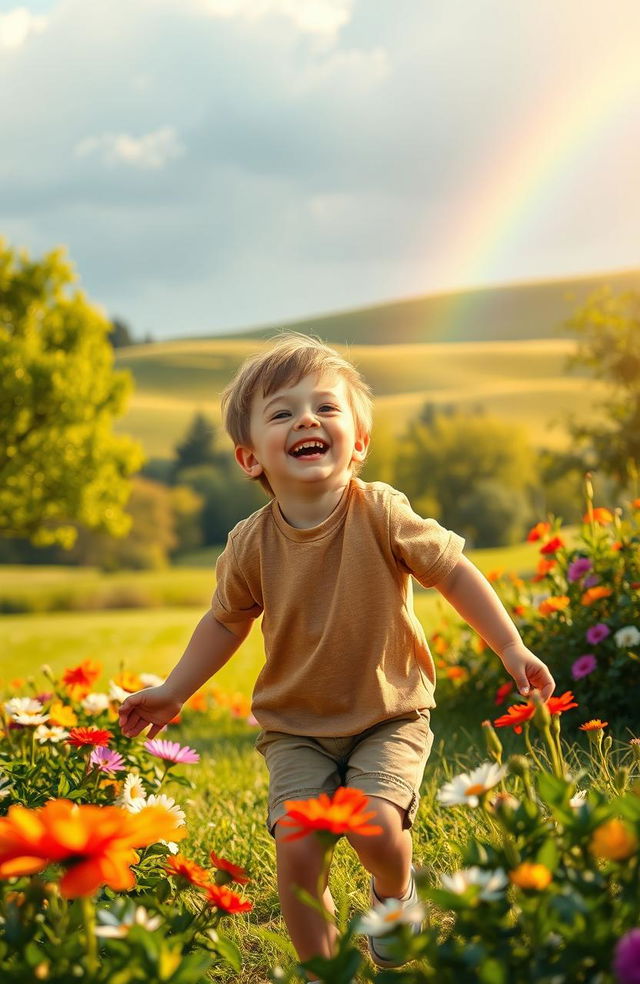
572, 654, 597, 680
583, 574, 600, 590
568, 557, 592, 582
89, 746, 125, 774
144, 738, 200, 764
586, 623, 610, 645
614, 928, 640, 984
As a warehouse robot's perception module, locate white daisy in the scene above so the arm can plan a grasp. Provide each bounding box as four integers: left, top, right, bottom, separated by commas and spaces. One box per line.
81, 692, 110, 714
614, 625, 640, 648
139, 793, 186, 827
440, 867, 508, 901
569, 789, 588, 810
95, 905, 162, 938
35, 725, 69, 743
12, 711, 49, 726
118, 773, 147, 810
355, 898, 425, 937
139, 673, 164, 688
437, 762, 507, 808
108, 681, 130, 703
5, 697, 43, 717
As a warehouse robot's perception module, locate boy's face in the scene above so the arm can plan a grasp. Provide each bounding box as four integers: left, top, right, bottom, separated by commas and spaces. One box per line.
235, 372, 369, 497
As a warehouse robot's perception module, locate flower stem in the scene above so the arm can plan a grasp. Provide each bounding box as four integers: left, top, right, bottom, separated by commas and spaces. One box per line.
80, 895, 99, 975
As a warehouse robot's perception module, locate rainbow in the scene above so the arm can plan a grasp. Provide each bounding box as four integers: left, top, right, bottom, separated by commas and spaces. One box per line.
435, 46, 640, 291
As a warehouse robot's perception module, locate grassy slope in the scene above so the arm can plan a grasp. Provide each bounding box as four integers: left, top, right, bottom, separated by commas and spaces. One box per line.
115, 337, 608, 457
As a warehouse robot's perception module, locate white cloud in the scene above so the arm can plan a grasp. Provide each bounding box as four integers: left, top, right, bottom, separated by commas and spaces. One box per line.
74, 127, 185, 170
191, 0, 353, 38
0, 7, 47, 48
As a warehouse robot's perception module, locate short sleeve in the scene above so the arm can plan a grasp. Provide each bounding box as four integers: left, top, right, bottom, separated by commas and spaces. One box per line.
389, 491, 465, 588
211, 536, 263, 626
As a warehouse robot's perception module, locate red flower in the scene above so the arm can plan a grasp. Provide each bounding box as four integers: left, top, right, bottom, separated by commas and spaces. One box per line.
540, 536, 564, 555
280, 787, 383, 842
202, 882, 253, 914
66, 727, 113, 747
527, 522, 551, 542
210, 851, 250, 885
493, 701, 535, 734
546, 691, 578, 715
494, 682, 515, 706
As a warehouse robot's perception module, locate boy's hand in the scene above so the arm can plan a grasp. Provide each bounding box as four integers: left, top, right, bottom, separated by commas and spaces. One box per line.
118, 684, 183, 740
499, 643, 555, 702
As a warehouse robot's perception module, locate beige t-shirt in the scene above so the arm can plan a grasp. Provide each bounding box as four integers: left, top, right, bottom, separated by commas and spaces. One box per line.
212, 478, 464, 737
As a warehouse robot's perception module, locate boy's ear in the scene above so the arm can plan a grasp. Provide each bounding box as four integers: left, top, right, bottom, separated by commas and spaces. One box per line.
235, 444, 264, 478
352, 433, 370, 463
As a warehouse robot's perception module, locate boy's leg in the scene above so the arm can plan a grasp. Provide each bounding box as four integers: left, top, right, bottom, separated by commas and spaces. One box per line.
345, 796, 413, 898
274, 820, 338, 963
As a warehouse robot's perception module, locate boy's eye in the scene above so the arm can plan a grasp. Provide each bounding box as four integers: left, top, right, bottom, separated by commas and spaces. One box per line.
318, 404, 339, 413
271, 411, 290, 420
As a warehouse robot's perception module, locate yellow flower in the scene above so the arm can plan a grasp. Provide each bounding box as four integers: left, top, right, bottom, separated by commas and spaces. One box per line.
47, 702, 78, 728
509, 863, 552, 890
589, 819, 638, 861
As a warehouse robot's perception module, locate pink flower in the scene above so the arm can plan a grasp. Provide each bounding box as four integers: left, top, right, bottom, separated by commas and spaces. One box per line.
144, 739, 200, 764
571, 654, 597, 680
614, 928, 640, 984
89, 747, 126, 773
586, 623, 610, 645
582, 574, 600, 590
567, 557, 592, 582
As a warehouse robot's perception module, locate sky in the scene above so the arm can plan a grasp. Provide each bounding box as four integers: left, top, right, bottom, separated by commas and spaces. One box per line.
1, 0, 639, 340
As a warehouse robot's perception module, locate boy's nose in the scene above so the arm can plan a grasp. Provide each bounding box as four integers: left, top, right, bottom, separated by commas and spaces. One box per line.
294, 410, 320, 428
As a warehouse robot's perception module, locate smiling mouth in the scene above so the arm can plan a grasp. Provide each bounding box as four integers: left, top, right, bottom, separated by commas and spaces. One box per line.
288, 440, 329, 458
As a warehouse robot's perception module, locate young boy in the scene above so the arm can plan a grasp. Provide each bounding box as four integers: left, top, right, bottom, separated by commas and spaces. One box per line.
119, 333, 554, 973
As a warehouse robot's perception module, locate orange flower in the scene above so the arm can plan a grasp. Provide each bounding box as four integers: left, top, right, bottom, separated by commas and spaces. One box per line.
229, 694, 251, 718
538, 595, 570, 616
47, 701, 78, 728
509, 863, 552, 890
280, 787, 383, 842
546, 691, 579, 715
10, 678, 26, 690
63, 660, 102, 691
66, 727, 113, 747
113, 671, 143, 694
579, 719, 608, 731
493, 700, 535, 734
583, 507, 613, 525
632, 498, 640, 510
486, 569, 504, 583
431, 633, 448, 656
165, 854, 211, 888
0, 799, 185, 897
202, 882, 253, 914
185, 691, 208, 712
445, 665, 469, 682
210, 851, 250, 885
589, 819, 638, 861
581, 586, 613, 606
540, 536, 564, 555
527, 522, 551, 542
512, 604, 526, 617
533, 558, 557, 582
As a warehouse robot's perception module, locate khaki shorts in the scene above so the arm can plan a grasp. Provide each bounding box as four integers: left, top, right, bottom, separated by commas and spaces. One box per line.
255, 711, 433, 836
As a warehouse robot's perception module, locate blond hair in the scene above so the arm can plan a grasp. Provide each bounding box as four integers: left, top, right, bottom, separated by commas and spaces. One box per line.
221, 332, 373, 496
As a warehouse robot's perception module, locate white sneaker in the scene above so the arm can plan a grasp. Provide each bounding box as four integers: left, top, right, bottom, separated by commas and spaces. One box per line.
365, 867, 423, 968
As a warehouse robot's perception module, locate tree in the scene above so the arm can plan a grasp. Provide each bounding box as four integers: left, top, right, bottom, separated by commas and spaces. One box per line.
394, 406, 537, 547
172, 413, 222, 476
563, 287, 640, 487
0, 240, 144, 547
108, 317, 134, 348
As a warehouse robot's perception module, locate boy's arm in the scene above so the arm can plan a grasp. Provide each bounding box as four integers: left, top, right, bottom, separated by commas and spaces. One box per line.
163, 609, 252, 702
119, 610, 253, 738
433, 555, 555, 700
